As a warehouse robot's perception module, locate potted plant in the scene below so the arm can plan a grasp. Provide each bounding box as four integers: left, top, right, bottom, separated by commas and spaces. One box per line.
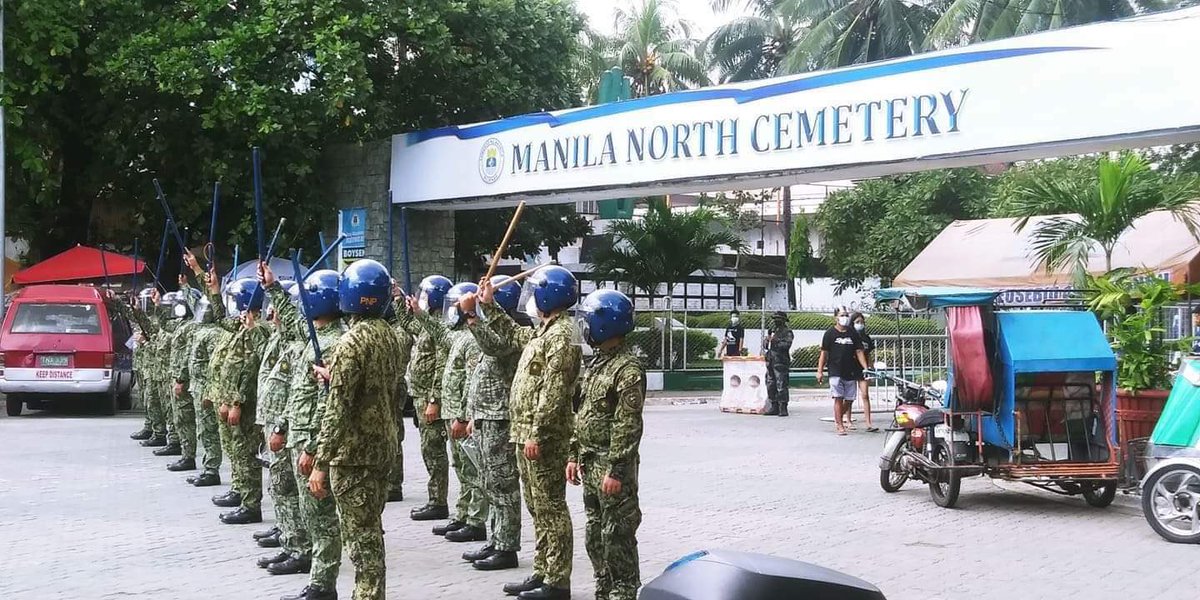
1086, 271, 1198, 443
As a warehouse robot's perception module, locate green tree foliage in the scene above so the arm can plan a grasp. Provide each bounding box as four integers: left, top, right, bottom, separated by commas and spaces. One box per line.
591, 199, 744, 297
612, 0, 711, 96
987, 156, 1104, 217
4, 0, 585, 271
705, 0, 808, 82
454, 205, 591, 279
814, 169, 993, 290
786, 213, 816, 283
925, 0, 1191, 49
777, 0, 940, 72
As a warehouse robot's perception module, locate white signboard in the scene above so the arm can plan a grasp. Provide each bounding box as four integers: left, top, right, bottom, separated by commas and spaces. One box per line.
392, 9, 1200, 208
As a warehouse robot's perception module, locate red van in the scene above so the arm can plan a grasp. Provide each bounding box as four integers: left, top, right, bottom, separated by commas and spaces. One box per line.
1, 285, 134, 416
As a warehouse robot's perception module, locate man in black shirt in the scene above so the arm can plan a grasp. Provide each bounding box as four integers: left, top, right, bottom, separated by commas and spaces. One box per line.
719, 310, 745, 358
816, 308, 868, 435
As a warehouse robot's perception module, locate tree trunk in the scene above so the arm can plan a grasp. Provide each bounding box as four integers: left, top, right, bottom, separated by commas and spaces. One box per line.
781, 186, 795, 310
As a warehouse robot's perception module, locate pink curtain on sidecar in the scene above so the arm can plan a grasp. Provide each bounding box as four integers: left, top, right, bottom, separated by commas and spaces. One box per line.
947, 306, 993, 412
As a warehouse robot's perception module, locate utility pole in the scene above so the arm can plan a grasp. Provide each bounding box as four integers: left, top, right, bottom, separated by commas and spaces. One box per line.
1, 0, 8, 317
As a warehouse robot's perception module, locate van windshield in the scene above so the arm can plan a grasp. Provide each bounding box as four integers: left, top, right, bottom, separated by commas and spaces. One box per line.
11, 303, 102, 335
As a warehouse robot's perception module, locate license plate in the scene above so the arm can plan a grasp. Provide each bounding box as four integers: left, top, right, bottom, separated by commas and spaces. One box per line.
934, 423, 970, 442
38, 354, 70, 368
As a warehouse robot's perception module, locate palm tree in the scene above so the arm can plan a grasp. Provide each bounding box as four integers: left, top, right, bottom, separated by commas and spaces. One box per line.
705, 0, 808, 83
591, 199, 745, 300
1012, 154, 1200, 275
576, 28, 618, 103
612, 0, 711, 96
777, 0, 940, 72
925, 0, 1192, 49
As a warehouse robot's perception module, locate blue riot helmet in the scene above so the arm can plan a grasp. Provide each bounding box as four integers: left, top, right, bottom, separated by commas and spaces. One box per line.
578, 289, 635, 347
520, 265, 578, 320
280, 280, 301, 307
418, 275, 453, 313
229, 277, 265, 313
490, 275, 522, 315
444, 282, 480, 328
338, 259, 390, 317
304, 269, 342, 319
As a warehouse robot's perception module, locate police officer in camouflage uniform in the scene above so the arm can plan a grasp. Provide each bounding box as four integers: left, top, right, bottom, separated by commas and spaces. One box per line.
167, 285, 202, 472
385, 285, 413, 503
152, 290, 185, 456
117, 290, 168, 446
405, 275, 453, 522
206, 272, 244, 507
184, 287, 224, 488
440, 283, 487, 544
212, 277, 269, 525
308, 259, 401, 600
269, 266, 346, 600
477, 266, 581, 600
254, 283, 311, 575
763, 311, 795, 417
459, 276, 525, 571
568, 290, 646, 600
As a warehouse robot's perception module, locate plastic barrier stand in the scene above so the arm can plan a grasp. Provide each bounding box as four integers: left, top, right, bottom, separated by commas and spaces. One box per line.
720, 357, 768, 415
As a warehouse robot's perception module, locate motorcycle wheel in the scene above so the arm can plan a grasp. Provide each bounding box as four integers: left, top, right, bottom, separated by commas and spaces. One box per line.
879, 441, 909, 493
1082, 482, 1117, 508
928, 443, 961, 509
1142, 464, 1200, 544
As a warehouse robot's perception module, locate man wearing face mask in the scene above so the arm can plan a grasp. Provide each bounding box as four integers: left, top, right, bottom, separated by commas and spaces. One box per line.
404, 275, 454, 523
181, 259, 226, 488
762, 312, 794, 417
166, 282, 203, 472
718, 310, 745, 358
816, 307, 869, 436
437, 283, 488, 544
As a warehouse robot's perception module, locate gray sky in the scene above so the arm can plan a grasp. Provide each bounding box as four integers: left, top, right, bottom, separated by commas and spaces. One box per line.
577, 0, 750, 39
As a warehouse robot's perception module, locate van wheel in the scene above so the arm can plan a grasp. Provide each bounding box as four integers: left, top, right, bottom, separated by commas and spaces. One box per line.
102, 387, 119, 416
5, 396, 22, 417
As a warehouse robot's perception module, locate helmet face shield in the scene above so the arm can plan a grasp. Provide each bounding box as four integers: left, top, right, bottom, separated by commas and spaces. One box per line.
194, 297, 214, 323
443, 283, 478, 329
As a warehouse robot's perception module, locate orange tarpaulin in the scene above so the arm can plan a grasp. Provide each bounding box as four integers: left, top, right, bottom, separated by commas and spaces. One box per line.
12, 245, 146, 286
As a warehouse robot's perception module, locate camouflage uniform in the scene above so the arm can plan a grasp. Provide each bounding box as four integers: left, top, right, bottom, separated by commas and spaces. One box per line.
404, 311, 451, 508
111, 300, 167, 438
188, 322, 224, 474
156, 316, 183, 445
467, 304, 523, 552
211, 294, 268, 511
169, 319, 200, 460
314, 317, 401, 600
388, 317, 414, 498
258, 321, 307, 560
484, 306, 581, 589
570, 342, 646, 600
269, 283, 346, 592
208, 324, 238, 489
443, 329, 486, 529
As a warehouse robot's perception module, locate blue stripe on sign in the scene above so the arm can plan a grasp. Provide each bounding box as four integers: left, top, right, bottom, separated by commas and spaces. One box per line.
408, 46, 1097, 144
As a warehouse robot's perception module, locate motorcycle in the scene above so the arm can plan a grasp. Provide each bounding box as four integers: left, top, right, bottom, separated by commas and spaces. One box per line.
876, 372, 973, 507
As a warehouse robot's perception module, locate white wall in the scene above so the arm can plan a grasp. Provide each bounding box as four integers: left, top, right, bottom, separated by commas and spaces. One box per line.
796, 277, 880, 312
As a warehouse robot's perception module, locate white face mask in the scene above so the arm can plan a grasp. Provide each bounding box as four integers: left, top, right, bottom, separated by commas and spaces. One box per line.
730, 316, 739, 324
837, 316, 850, 327
854, 323, 865, 331
524, 296, 542, 324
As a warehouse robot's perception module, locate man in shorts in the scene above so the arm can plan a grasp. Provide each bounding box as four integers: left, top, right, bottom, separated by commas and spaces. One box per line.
816, 308, 868, 436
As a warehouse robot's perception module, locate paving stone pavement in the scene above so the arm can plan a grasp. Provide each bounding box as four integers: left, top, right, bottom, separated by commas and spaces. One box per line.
2, 396, 1199, 600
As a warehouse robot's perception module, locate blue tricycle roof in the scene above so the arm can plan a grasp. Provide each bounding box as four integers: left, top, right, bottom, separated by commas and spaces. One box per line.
874, 287, 1001, 308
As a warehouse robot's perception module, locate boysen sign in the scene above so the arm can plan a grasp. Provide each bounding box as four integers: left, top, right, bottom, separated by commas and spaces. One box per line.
391, 8, 1200, 208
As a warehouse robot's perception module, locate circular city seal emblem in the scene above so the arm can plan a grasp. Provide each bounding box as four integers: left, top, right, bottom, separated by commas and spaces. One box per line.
478, 138, 505, 184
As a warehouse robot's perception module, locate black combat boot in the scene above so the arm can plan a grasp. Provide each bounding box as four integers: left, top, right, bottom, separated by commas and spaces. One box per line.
518, 585, 571, 600
267, 555, 312, 575
411, 504, 449, 522
153, 442, 182, 456
474, 551, 519, 571
503, 576, 543, 597
191, 471, 221, 487
167, 457, 196, 471
253, 526, 282, 540
445, 525, 487, 542
257, 551, 290, 568
432, 519, 466, 536
140, 435, 168, 447
258, 532, 282, 548
387, 489, 403, 502
219, 506, 263, 525
212, 490, 243, 507
280, 585, 337, 600
462, 544, 495, 562
777, 401, 789, 417
130, 428, 153, 440
762, 398, 779, 416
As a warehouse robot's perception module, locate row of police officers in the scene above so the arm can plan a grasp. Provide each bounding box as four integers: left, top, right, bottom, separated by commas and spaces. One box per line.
120, 254, 646, 600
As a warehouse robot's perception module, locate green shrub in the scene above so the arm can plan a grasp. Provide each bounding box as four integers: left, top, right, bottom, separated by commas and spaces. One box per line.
628, 328, 718, 369
791, 345, 822, 369
631, 310, 943, 335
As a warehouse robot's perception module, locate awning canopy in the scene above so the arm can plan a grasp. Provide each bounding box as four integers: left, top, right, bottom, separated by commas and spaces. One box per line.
875, 287, 1001, 308
893, 210, 1200, 288
997, 311, 1116, 374
12, 245, 146, 286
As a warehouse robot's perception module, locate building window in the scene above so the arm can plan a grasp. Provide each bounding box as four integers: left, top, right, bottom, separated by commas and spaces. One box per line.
746, 286, 766, 309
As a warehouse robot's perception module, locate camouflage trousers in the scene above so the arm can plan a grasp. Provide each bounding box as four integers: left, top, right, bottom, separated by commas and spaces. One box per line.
417, 409, 449, 507
388, 403, 406, 495
331, 464, 390, 600
228, 404, 263, 510
581, 456, 642, 600
173, 387, 197, 460
478, 420, 521, 552
138, 375, 166, 436
267, 441, 307, 559
193, 388, 222, 473
294, 447, 342, 591
451, 426, 488, 529
518, 442, 573, 588
157, 378, 177, 444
